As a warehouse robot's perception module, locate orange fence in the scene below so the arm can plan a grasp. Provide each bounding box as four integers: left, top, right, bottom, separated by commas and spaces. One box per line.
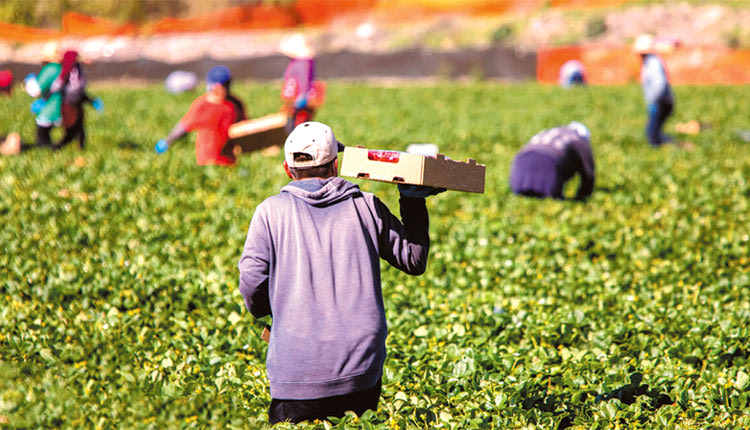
538, 44, 750, 85
62, 13, 137, 37
294, 0, 377, 26
376, 0, 545, 15
538, 44, 638, 84
142, 4, 297, 34
0, 22, 62, 43
550, 0, 627, 9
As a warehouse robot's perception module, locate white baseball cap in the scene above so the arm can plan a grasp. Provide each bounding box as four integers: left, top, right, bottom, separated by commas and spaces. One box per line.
284, 122, 344, 168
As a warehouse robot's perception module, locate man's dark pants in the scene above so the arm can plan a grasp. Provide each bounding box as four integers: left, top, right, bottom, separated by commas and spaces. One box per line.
269, 378, 381, 424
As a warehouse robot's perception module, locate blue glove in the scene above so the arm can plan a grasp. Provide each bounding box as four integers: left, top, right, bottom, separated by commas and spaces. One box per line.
398, 184, 447, 198
155, 139, 169, 154
294, 96, 308, 110
30, 99, 45, 115
647, 103, 658, 115
92, 97, 104, 112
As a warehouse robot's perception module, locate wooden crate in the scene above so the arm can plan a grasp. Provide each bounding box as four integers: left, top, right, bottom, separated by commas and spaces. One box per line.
221, 112, 287, 157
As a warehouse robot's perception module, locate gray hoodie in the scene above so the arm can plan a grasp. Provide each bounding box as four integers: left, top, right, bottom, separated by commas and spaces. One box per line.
238, 176, 429, 400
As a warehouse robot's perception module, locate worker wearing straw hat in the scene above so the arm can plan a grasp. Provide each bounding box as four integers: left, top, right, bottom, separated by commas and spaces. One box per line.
279, 33, 321, 134
633, 34, 675, 147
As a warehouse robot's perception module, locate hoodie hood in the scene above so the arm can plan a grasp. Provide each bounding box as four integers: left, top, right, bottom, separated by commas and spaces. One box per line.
281, 176, 361, 207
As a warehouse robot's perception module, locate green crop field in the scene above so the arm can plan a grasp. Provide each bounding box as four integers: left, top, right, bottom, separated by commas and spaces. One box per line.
1, 80, 749, 429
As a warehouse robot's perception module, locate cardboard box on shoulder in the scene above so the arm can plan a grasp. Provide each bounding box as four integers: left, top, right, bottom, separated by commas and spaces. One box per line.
340, 146, 485, 193
221, 112, 287, 157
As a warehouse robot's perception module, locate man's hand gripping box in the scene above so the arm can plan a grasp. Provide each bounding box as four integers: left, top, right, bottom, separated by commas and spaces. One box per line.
340, 146, 485, 193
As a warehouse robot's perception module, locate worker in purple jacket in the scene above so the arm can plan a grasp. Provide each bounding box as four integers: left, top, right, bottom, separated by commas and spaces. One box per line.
510, 122, 595, 202
238, 121, 444, 424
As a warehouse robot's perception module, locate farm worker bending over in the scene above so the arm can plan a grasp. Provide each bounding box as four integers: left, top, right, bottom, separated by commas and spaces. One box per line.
634, 34, 674, 147
510, 122, 595, 202
238, 121, 444, 424
559, 59, 586, 88
54, 50, 104, 151
25, 42, 63, 149
155, 65, 241, 166
279, 33, 321, 134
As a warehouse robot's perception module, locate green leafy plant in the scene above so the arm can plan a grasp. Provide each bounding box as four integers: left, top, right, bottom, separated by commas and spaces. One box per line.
1, 81, 749, 429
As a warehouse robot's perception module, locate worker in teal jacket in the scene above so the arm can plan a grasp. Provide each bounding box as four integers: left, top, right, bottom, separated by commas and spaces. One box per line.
25, 43, 64, 148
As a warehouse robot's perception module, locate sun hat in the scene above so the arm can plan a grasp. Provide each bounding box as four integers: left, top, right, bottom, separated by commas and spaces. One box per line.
284, 122, 344, 168
42, 41, 61, 63
206, 65, 232, 86
633, 34, 655, 54
568, 121, 591, 142
279, 33, 315, 59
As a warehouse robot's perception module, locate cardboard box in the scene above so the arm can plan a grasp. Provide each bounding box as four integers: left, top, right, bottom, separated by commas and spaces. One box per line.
340, 146, 485, 193
221, 112, 287, 157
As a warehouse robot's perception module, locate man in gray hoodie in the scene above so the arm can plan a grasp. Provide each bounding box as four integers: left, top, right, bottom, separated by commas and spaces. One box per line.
238, 121, 443, 424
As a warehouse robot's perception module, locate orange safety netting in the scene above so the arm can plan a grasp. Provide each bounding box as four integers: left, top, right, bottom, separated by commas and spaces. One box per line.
293, 0, 377, 26
537, 45, 584, 83
538, 44, 750, 85
62, 12, 137, 37
0, 21, 61, 43
142, 4, 297, 34
550, 0, 627, 9
376, 0, 544, 15
661, 46, 750, 85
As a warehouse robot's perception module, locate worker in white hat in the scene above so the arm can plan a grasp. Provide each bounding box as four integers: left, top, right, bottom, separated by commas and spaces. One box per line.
239, 121, 443, 425
633, 34, 675, 147
279, 33, 321, 134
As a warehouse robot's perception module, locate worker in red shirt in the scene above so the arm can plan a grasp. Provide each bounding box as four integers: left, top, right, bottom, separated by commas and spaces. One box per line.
155, 65, 238, 166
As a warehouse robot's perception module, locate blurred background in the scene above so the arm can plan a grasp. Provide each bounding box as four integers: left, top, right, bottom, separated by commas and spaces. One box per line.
2, 0, 750, 84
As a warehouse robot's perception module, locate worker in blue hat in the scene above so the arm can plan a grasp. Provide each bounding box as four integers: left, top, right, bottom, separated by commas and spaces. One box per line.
155, 65, 245, 165
510, 122, 595, 202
